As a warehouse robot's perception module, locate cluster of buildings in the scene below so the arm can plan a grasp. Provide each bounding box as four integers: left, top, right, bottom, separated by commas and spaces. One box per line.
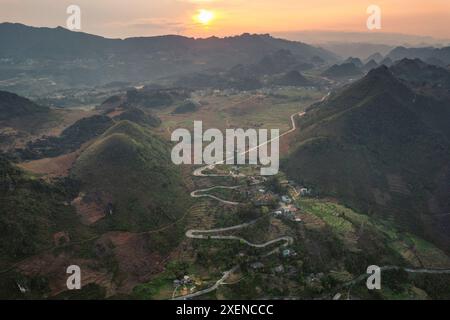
173, 275, 193, 288
273, 207, 301, 222
243, 176, 312, 222
195, 88, 243, 97
272, 194, 303, 222
278, 180, 312, 198
247, 175, 266, 186
249, 187, 278, 207
282, 249, 297, 258
249, 247, 298, 274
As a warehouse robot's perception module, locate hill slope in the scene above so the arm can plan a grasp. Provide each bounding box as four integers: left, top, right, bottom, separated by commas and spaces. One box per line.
390, 58, 450, 100
322, 63, 364, 78
71, 121, 191, 231
283, 65, 450, 250
0, 156, 86, 265
18, 115, 113, 160
0, 90, 48, 121
272, 70, 312, 86
0, 90, 55, 149
387, 46, 450, 67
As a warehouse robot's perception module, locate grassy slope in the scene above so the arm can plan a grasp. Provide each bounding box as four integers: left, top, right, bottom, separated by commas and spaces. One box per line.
298, 199, 450, 268
0, 119, 192, 299
142, 194, 450, 300
299, 198, 450, 300
19, 115, 113, 160
283, 66, 450, 250
0, 90, 48, 121
71, 120, 191, 232
0, 157, 90, 267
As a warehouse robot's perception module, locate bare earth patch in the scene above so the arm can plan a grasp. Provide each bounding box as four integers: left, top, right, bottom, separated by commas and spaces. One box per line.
106, 108, 125, 118
18, 150, 79, 178
18, 139, 94, 179
71, 192, 112, 225
17, 252, 116, 297
95, 232, 168, 294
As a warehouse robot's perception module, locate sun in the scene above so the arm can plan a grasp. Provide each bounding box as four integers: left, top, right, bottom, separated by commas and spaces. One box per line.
195, 9, 215, 26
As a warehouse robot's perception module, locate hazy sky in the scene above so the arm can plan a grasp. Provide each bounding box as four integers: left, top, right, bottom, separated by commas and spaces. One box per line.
1, 0, 449, 39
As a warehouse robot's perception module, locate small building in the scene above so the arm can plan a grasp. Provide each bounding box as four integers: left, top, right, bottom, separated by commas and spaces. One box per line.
183, 275, 192, 284
250, 262, 264, 270
282, 249, 297, 258
174, 275, 193, 287
300, 188, 311, 196
173, 280, 181, 287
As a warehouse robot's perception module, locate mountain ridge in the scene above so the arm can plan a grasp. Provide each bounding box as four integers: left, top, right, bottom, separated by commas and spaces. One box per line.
284, 63, 450, 251
0, 23, 338, 92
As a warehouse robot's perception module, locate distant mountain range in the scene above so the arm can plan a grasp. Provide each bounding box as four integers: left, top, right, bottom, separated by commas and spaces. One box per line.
275, 31, 450, 47
272, 70, 312, 87
2, 23, 450, 96
322, 62, 364, 78
0, 23, 337, 62
274, 30, 450, 61
365, 52, 384, 64
390, 58, 450, 101
172, 49, 320, 90
284, 60, 450, 251
324, 45, 450, 69
0, 23, 337, 93
386, 46, 450, 67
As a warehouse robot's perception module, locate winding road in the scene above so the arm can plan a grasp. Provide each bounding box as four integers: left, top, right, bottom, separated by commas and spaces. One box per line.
174, 107, 307, 300
186, 218, 294, 248
193, 111, 306, 178
175, 91, 450, 300
190, 186, 242, 205
173, 266, 240, 300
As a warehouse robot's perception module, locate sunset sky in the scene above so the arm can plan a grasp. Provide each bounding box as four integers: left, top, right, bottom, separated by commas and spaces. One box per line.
0, 0, 449, 39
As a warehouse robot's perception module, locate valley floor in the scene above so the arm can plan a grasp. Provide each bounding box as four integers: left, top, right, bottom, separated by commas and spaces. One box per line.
2, 88, 450, 300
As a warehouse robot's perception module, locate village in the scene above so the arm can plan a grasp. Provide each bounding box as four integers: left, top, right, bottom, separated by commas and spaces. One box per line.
171, 164, 314, 299
241, 167, 313, 223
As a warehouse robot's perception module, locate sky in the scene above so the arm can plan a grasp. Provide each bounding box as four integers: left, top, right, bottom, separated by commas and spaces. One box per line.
0, 0, 449, 40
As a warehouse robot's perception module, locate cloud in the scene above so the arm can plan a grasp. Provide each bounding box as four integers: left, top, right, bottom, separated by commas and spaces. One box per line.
110, 18, 190, 34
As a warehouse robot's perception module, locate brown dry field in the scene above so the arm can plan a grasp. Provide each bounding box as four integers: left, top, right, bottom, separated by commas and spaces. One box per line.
18, 140, 92, 178
156, 89, 325, 141
18, 150, 79, 178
